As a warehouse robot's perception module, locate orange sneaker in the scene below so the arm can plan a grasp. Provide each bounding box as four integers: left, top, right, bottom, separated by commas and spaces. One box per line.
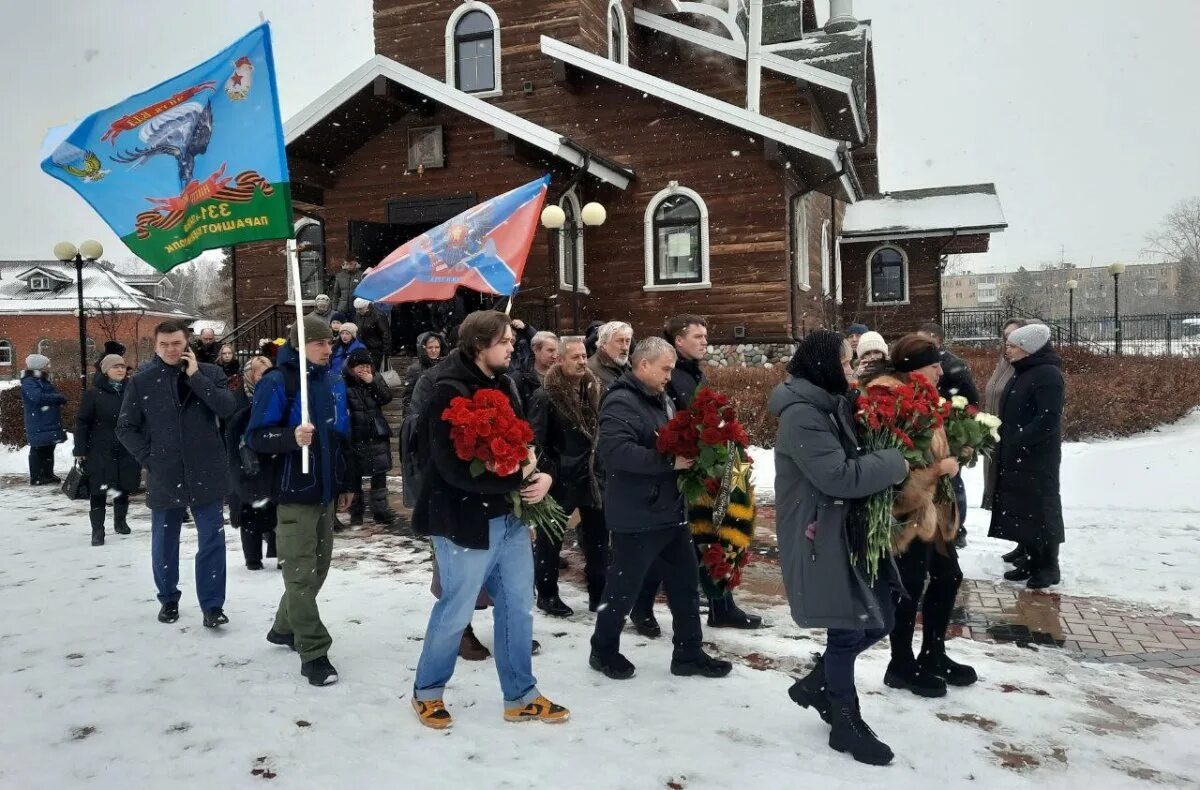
504, 695, 570, 724
412, 697, 453, 730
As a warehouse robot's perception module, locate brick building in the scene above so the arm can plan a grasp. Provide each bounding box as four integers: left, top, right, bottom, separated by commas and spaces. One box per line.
231, 0, 1006, 358
0, 260, 195, 379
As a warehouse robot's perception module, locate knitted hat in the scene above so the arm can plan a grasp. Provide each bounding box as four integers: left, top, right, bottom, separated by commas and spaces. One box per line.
289, 313, 335, 346
787, 330, 849, 395
353, 297, 370, 310
346, 347, 373, 369
846, 323, 870, 336
315, 293, 331, 304
338, 322, 359, 338
1008, 323, 1051, 354
99, 354, 127, 374
855, 331, 888, 360
25, 354, 50, 371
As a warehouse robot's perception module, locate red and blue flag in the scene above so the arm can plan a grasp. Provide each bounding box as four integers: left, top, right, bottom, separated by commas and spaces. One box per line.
354, 176, 549, 304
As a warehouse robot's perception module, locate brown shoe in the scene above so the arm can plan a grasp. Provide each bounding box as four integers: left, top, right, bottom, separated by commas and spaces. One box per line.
412, 697, 453, 730
504, 695, 570, 724
458, 625, 491, 661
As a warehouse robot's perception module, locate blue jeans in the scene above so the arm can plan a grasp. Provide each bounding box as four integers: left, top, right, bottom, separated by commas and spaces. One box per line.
824, 578, 896, 701
151, 500, 226, 611
414, 515, 540, 708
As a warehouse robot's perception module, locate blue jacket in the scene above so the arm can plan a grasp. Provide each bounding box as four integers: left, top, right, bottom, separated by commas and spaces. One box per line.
21, 370, 67, 447
330, 338, 367, 376
245, 343, 351, 505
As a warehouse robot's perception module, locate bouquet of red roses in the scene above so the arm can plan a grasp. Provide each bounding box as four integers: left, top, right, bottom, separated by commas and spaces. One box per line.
854, 377, 950, 581
656, 387, 756, 596
441, 389, 567, 540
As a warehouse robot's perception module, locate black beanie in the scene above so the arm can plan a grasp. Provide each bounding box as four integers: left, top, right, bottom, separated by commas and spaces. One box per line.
787, 330, 849, 395
346, 347, 373, 370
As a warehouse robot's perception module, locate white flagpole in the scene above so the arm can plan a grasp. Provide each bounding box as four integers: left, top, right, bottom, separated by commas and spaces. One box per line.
287, 239, 311, 474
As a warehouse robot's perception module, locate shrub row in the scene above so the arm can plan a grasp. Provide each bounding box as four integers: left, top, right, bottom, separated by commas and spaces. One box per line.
0, 378, 84, 449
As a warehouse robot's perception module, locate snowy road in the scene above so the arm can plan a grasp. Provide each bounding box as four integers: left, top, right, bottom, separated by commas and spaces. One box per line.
2, 477, 1199, 788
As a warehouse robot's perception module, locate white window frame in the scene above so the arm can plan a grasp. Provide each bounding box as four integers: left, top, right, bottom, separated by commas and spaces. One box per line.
865, 243, 911, 306
0, 339, 12, 366
29, 275, 51, 291
557, 190, 589, 295
791, 194, 810, 292
643, 181, 711, 292
445, 1, 503, 99
820, 220, 831, 297
608, 0, 629, 65
834, 236, 843, 305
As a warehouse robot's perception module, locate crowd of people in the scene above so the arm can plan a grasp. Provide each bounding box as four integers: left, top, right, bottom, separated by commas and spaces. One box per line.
16, 302, 1065, 765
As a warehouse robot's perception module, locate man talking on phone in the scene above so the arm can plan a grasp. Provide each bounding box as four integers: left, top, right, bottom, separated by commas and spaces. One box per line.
118, 320, 239, 628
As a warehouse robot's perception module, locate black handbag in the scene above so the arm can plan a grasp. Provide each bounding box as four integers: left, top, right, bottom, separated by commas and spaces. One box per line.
62, 461, 90, 501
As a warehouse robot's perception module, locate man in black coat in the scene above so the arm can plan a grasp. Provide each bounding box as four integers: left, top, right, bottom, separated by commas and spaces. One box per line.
635, 314, 762, 633
117, 320, 239, 628
401, 331, 446, 413
75, 355, 141, 545
353, 298, 392, 370
528, 337, 605, 616
588, 336, 732, 682
988, 324, 1065, 589
191, 327, 221, 365
515, 330, 559, 406
919, 322, 981, 548
410, 310, 568, 729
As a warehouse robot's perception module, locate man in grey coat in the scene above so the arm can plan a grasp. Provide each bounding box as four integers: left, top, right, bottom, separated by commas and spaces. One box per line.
769, 330, 907, 767
117, 319, 239, 628
330, 257, 365, 314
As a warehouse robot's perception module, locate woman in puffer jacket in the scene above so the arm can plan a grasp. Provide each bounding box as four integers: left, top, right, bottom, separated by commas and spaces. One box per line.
857, 333, 971, 701
343, 347, 397, 527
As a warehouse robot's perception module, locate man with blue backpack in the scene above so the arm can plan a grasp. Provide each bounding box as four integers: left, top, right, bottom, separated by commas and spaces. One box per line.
245, 314, 354, 687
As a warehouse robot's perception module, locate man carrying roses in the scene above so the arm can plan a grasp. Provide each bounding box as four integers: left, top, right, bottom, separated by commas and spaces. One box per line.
410, 310, 569, 730
589, 336, 732, 681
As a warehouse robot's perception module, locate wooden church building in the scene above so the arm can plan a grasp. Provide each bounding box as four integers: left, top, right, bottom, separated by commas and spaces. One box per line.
234, 0, 1006, 356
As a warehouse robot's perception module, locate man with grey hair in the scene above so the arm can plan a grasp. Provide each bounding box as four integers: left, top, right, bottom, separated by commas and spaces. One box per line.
588, 336, 732, 681
308, 294, 334, 326
587, 320, 632, 391
515, 330, 559, 405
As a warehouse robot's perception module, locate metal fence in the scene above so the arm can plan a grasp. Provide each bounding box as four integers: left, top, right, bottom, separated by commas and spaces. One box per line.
941, 308, 1200, 357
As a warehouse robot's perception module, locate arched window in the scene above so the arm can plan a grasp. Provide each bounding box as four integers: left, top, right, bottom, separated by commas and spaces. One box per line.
0, 340, 12, 367
644, 183, 710, 291
296, 220, 326, 300
608, 1, 628, 65
790, 195, 810, 291
37, 339, 53, 357
446, 3, 501, 97
558, 192, 588, 293
867, 245, 909, 305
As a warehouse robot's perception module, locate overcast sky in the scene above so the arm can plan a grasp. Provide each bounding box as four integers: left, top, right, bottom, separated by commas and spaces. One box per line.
4, 0, 1198, 273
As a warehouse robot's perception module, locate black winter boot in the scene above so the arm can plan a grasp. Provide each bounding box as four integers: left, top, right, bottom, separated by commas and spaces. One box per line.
918, 651, 978, 687
670, 650, 733, 678
788, 654, 832, 724
629, 612, 661, 638
113, 497, 131, 535
828, 694, 894, 766
370, 487, 396, 526
884, 658, 947, 698
1027, 543, 1061, 590
537, 595, 574, 618
707, 593, 763, 629
1001, 545, 1027, 564
89, 505, 105, 546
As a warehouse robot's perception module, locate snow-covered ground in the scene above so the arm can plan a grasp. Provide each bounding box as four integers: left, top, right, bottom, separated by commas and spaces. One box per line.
1, 475, 1199, 788
751, 412, 1200, 615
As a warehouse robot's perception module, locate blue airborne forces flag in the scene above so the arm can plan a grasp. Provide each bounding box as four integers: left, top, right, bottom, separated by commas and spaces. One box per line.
40, 23, 291, 272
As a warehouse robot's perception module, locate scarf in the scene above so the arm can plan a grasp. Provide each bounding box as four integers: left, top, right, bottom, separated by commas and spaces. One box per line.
542, 365, 600, 439
984, 353, 1015, 416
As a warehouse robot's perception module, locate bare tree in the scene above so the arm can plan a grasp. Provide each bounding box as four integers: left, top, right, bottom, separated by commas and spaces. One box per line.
1145, 197, 1200, 311
86, 299, 142, 345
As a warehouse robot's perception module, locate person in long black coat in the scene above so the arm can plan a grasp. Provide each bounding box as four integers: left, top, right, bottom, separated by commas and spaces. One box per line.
225, 355, 278, 570
988, 324, 1065, 590
344, 347, 397, 526
400, 331, 446, 413
75, 355, 142, 546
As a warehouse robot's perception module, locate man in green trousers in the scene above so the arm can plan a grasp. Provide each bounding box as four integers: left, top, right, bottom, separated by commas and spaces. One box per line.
246, 314, 354, 686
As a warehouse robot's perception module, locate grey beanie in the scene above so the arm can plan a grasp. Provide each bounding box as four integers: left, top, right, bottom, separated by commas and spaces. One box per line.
289, 313, 335, 346
99, 354, 127, 374
353, 297, 370, 310
1008, 323, 1051, 353
26, 354, 50, 371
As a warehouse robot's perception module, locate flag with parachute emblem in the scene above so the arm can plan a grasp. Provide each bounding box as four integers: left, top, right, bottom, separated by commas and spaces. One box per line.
354, 176, 549, 304
39, 23, 291, 273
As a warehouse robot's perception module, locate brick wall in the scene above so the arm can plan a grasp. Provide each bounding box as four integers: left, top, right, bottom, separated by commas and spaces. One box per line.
0, 313, 167, 380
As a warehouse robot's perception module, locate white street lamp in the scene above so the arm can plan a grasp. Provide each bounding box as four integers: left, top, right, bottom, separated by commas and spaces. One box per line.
53, 239, 105, 384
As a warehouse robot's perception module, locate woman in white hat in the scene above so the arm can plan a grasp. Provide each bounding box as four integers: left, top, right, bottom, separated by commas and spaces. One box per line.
988, 323, 1065, 589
